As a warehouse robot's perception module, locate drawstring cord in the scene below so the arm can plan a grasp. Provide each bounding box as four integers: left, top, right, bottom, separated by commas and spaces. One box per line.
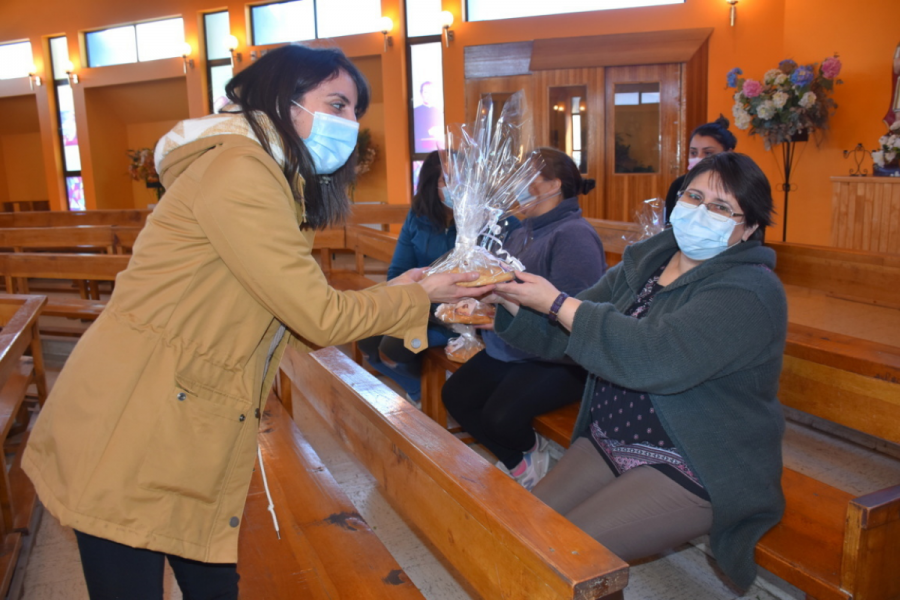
257, 446, 281, 539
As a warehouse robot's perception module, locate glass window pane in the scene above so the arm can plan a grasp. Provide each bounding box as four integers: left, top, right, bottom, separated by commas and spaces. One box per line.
87, 26, 137, 67
50, 37, 70, 80
137, 18, 185, 62
57, 83, 82, 172
317, 0, 380, 38
204, 11, 231, 60
614, 82, 660, 174
410, 42, 444, 153
468, 0, 682, 21
549, 86, 588, 173
210, 64, 234, 113
66, 176, 86, 211
407, 0, 442, 37
0, 41, 34, 80
412, 160, 424, 192
252, 1, 316, 45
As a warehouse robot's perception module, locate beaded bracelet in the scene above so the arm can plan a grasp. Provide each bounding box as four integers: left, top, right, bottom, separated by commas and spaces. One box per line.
547, 292, 569, 324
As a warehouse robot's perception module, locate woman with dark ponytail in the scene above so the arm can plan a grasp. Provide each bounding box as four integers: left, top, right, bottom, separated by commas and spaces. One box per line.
443, 147, 607, 490
665, 115, 738, 221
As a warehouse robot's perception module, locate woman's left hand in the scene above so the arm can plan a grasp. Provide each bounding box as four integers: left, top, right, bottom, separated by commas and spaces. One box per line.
494, 271, 561, 314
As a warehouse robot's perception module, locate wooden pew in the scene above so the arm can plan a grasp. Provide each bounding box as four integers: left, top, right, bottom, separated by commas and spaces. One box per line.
345, 224, 399, 277
279, 346, 629, 600
585, 218, 641, 266
0, 209, 151, 229
111, 226, 143, 254
0, 294, 49, 597
238, 393, 424, 599
0, 253, 130, 334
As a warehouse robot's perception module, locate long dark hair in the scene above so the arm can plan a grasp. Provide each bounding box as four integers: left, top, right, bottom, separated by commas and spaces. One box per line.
411, 151, 448, 229
691, 115, 738, 152
535, 147, 596, 197
682, 153, 774, 241
225, 45, 370, 229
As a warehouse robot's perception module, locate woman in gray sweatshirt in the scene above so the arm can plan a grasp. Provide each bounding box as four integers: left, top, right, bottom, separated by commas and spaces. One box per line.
490, 152, 787, 590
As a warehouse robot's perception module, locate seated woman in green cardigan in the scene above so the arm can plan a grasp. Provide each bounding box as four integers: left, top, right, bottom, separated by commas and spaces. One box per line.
486, 152, 788, 590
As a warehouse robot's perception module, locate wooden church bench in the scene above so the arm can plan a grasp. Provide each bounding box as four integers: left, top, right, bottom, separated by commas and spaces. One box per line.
0, 209, 151, 229
0, 253, 130, 335
279, 346, 629, 600
238, 393, 424, 599
0, 294, 49, 596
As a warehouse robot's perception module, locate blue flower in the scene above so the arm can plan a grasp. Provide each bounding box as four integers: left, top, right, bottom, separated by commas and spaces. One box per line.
778, 59, 798, 73
791, 66, 814, 87
726, 67, 743, 88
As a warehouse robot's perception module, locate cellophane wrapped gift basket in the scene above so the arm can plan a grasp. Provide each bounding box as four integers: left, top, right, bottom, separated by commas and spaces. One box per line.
426, 91, 543, 287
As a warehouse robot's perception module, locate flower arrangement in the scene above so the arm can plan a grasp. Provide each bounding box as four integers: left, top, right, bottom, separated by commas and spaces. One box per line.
871, 121, 900, 176
127, 148, 159, 185
727, 56, 842, 149
355, 128, 377, 177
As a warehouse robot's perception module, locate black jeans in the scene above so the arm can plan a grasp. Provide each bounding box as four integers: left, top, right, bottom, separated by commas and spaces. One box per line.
75, 530, 239, 600
442, 351, 587, 470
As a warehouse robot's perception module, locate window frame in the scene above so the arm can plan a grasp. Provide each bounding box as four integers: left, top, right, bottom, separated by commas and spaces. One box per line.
49, 35, 83, 211
84, 17, 185, 69
203, 11, 233, 113
248, 0, 318, 46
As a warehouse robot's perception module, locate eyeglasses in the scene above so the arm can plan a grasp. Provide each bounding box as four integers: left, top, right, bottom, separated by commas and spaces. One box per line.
676, 189, 745, 221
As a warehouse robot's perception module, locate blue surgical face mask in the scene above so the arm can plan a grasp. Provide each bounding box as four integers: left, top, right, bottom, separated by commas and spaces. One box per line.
670, 200, 738, 260
292, 101, 359, 175
516, 188, 535, 206
439, 186, 452, 208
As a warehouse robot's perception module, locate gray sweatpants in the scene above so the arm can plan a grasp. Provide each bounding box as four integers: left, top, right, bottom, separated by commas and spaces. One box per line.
532, 437, 713, 562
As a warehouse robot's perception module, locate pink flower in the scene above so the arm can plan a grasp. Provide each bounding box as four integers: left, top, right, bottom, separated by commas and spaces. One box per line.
822, 56, 842, 79
742, 79, 763, 98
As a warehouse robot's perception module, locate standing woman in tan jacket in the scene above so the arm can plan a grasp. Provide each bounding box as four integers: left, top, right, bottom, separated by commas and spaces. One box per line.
23, 45, 481, 599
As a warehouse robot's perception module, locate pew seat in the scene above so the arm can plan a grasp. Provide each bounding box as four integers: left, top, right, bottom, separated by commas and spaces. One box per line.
238, 394, 424, 598
279, 346, 629, 599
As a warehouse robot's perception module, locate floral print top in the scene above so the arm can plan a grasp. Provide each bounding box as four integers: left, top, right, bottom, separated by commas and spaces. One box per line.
582, 263, 709, 500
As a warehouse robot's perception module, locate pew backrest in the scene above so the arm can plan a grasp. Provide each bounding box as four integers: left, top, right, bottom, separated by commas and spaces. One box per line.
0, 253, 131, 286
769, 241, 900, 309
346, 203, 409, 227
0, 209, 151, 229
586, 219, 641, 264
0, 227, 117, 253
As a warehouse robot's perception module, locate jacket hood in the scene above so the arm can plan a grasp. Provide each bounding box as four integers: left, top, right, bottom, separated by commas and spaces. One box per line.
155, 109, 283, 190
621, 228, 776, 294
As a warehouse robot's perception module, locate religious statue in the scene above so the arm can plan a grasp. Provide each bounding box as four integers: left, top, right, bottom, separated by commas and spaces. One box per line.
885, 41, 900, 127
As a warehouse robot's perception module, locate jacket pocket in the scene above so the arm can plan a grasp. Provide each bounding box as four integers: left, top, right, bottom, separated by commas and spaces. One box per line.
137, 377, 248, 503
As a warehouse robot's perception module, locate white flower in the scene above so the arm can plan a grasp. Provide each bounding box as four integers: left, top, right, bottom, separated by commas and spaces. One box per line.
888, 135, 900, 149
887, 151, 898, 164
880, 135, 890, 146
732, 103, 747, 118
799, 91, 817, 109
764, 69, 782, 85
734, 111, 752, 130
872, 150, 885, 167
775, 73, 789, 85
772, 91, 789, 109
757, 100, 776, 120
891, 121, 900, 132
733, 91, 744, 102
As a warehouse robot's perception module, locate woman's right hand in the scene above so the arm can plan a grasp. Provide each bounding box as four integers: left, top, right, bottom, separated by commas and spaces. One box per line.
418, 271, 495, 304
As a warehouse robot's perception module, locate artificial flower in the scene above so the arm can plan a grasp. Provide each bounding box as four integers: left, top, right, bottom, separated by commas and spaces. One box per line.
791, 66, 814, 87
821, 56, 842, 79
742, 79, 763, 98
798, 92, 817, 109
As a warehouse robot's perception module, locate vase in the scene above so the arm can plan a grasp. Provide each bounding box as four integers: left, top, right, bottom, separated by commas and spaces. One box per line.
873, 164, 900, 177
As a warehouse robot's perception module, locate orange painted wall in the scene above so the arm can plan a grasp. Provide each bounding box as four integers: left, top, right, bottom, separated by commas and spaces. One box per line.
0, 0, 896, 245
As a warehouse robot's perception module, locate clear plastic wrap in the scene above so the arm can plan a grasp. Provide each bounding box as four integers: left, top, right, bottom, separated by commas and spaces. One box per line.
445, 325, 484, 363
426, 91, 544, 287
622, 197, 665, 246
435, 298, 496, 325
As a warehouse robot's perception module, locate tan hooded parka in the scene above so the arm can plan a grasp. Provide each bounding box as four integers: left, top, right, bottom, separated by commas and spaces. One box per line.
23, 132, 430, 563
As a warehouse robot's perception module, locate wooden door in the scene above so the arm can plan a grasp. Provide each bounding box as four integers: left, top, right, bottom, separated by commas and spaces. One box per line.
604, 64, 682, 222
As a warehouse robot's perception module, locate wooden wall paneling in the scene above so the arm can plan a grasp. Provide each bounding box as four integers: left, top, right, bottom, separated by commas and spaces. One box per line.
532, 68, 606, 219
831, 178, 900, 254
683, 39, 710, 167
529, 28, 713, 71
464, 75, 536, 145
604, 64, 682, 222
